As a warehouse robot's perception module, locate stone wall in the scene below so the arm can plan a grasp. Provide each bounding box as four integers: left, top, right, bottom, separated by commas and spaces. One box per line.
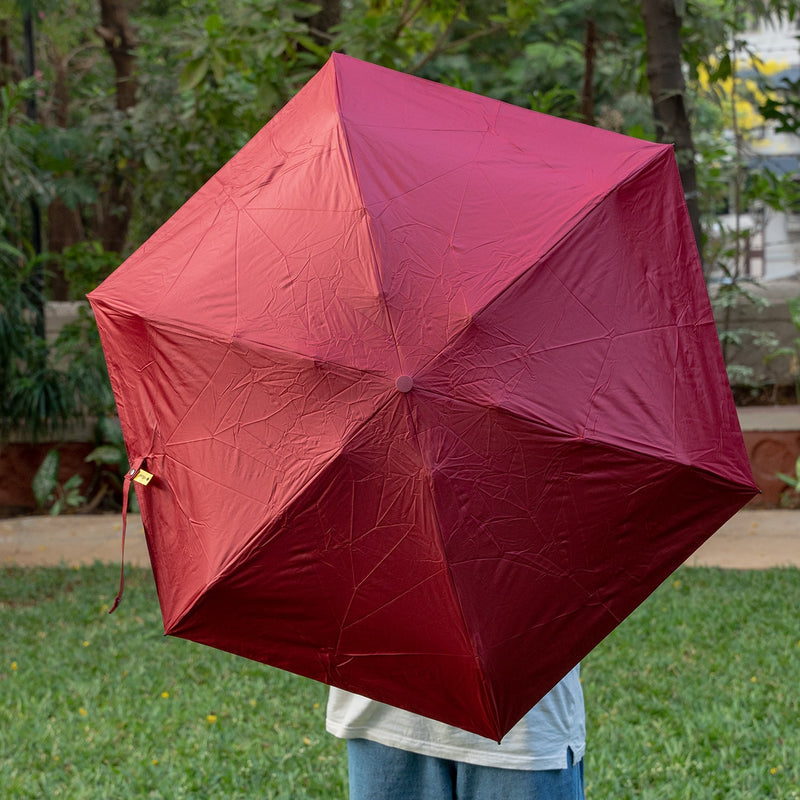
739, 407, 800, 508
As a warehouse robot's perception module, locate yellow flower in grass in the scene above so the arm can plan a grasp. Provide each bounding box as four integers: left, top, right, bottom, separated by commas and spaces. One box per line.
161, 691, 170, 699
10, 662, 17, 671
206, 714, 217, 723
78, 707, 88, 717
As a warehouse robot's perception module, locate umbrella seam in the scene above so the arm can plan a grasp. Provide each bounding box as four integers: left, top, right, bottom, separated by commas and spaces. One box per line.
165, 387, 403, 629
410, 146, 677, 384
331, 56, 406, 380
89, 304, 400, 389
110, 312, 753, 503
402, 393, 505, 738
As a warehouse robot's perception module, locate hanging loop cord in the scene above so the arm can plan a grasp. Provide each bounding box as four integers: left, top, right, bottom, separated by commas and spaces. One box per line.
109, 457, 145, 614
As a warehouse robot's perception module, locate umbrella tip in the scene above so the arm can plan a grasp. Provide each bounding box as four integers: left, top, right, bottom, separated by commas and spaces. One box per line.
395, 375, 414, 393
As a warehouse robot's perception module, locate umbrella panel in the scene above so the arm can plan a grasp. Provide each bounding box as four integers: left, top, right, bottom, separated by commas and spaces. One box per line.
150, 388, 753, 739
89, 54, 759, 741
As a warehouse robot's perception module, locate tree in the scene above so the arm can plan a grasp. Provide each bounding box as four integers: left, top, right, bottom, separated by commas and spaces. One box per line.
3, 0, 800, 447
95, 0, 138, 253
306, 0, 341, 46
641, 0, 703, 260
44, 46, 85, 300
2, 0, 796, 291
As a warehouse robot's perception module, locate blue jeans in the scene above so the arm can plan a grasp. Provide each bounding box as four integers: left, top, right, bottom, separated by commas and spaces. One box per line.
347, 738, 585, 800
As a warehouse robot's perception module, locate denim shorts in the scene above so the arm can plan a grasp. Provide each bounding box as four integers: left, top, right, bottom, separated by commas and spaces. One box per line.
347, 738, 585, 800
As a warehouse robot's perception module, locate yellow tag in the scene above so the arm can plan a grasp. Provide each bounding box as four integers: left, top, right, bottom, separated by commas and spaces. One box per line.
133, 468, 154, 486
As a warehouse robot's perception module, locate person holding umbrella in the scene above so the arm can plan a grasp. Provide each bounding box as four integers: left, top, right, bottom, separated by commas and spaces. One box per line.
89, 54, 752, 800
326, 664, 585, 799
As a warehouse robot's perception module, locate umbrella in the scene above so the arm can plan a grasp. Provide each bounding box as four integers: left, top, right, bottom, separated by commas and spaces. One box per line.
89, 53, 757, 741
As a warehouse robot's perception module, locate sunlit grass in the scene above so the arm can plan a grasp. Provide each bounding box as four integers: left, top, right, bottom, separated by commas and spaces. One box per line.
1, 564, 346, 798
2, 564, 798, 798
584, 568, 800, 799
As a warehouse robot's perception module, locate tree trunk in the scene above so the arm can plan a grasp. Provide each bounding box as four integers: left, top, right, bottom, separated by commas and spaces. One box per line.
46, 199, 84, 300
581, 17, 596, 126
0, 18, 21, 87
307, 0, 342, 46
96, 0, 138, 254
45, 52, 84, 300
640, 0, 704, 265
96, 0, 138, 112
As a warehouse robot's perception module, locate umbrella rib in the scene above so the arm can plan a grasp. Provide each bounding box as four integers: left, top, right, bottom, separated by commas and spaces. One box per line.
339, 122, 488, 133
403, 399, 504, 735
440, 108, 500, 309
333, 67, 406, 376
126, 312, 397, 413
365, 162, 479, 219
143, 332, 235, 447
481, 147, 674, 327
411, 148, 674, 383
164, 377, 399, 513
173, 388, 403, 605
240, 143, 343, 203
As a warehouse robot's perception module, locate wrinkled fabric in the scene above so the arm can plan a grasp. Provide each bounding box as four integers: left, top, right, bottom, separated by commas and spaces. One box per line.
89, 53, 757, 741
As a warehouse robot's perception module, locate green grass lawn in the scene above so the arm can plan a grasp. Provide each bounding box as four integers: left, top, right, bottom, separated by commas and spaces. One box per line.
1, 564, 798, 798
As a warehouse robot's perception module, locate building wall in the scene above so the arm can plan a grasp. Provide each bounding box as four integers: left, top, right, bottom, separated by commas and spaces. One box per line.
743, 19, 800, 281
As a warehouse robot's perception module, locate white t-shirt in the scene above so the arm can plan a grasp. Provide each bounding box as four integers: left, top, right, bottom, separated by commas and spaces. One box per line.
326, 665, 585, 771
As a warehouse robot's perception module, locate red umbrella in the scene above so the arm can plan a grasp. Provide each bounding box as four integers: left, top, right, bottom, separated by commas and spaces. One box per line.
89, 53, 757, 741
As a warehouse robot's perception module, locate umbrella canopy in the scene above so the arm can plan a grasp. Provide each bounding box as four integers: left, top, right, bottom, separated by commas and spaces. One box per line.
89, 53, 757, 741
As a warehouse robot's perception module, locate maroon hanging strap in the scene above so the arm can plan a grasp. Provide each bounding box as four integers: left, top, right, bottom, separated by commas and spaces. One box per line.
109, 458, 147, 614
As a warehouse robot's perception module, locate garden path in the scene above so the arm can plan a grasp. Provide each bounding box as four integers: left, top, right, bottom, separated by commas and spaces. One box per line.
0, 509, 798, 569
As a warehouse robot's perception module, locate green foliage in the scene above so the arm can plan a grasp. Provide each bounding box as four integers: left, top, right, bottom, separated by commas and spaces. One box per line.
4, 334, 75, 435
57, 242, 121, 301
85, 415, 138, 512
85, 417, 127, 475
709, 277, 783, 388
30, 448, 60, 508
0, 79, 54, 231
766, 295, 800, 403
346, 0, 646, 125
760, 75, 800, 134
0, 243, 35, 398
33, 124, 98, 210
31, 448, 86, 515
72, 0, 333, 244
1, 253, 115, 441
775, 453, 800, 494
54, 305, 115, 416
0, 252, 76, 440
4, 0, 788, 270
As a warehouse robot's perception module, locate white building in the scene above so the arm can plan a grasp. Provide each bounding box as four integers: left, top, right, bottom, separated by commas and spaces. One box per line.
732, 17, 800, 281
